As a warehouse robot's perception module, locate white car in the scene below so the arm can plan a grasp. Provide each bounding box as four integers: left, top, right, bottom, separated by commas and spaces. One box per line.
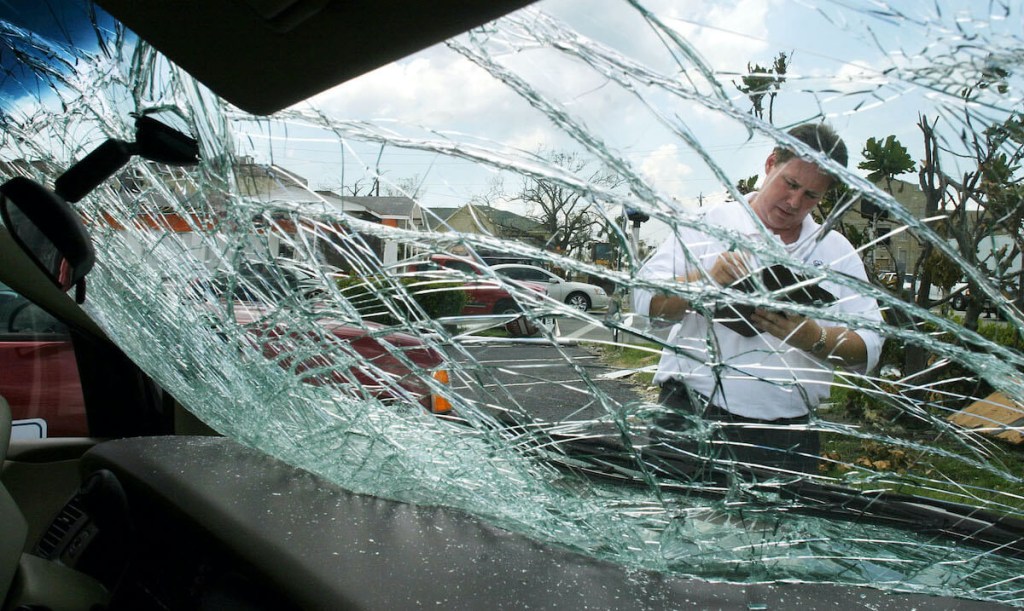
491, 264, 609, 312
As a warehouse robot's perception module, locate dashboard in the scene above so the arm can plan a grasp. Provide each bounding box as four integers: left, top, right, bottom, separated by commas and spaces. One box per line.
11, 435, 1007, 610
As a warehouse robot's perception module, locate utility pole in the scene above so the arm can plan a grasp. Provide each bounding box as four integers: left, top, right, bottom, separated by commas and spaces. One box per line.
625, 206, 650, 264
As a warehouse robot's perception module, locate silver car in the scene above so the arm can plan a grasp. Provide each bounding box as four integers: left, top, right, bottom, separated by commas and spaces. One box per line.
491, 264, 609, 312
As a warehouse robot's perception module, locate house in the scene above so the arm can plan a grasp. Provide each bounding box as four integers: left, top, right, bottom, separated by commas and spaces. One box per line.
840, 178, 991, 278
427, 204, 548, 264
340, 196, 422, 231
440, 204, 546, 244
236, 159, 379, 222
840, 178, 930, 276
334, 196, 428, 264
235, 159, 441, 265
420, 207, 460, 231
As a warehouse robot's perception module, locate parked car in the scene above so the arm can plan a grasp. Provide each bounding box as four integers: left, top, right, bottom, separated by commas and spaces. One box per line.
901, 273, 945, 305
1, 259, 452, 440
491, 263, 609, 311
195, 263, 452, 413
954, 279, 1019, 316
398, 254, 547, 316
885, 272, 953, 308
0, 282, 86, 438
950, 281, 969, 310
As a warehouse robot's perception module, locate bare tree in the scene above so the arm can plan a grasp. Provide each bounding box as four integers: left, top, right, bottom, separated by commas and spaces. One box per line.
317, 176, 376, 196
381, 174, 423, 198
515, 150, 624, 260
917, 110, 1024, 332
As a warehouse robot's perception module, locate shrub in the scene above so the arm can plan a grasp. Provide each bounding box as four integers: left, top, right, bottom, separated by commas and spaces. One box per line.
405, 278, 468, 319
336, 275, 467, 325
832, 315, 1023, 430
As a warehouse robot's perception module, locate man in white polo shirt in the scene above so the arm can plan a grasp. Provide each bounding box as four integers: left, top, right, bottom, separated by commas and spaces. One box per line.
634, 123, 884, 476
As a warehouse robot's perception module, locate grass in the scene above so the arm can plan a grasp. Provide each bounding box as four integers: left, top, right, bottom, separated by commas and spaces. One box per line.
818, 426, 1024, 513
598, 342, 662, 387
597, 343, 1024, 513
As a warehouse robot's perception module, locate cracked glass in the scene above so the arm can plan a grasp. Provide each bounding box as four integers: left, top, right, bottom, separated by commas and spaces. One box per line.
2, 0, 1024, 605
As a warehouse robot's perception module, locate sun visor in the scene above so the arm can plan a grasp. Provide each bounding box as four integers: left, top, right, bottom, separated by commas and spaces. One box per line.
95, 0, 538, 115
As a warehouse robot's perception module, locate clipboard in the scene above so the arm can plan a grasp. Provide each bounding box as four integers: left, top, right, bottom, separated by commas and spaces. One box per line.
713, 264, 836, 337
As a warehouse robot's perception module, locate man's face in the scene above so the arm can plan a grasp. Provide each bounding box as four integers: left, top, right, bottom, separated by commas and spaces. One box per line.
752, 153, 833, 239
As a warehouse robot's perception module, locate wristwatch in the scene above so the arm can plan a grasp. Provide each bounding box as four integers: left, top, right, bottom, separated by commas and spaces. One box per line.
810, 326, 828, 354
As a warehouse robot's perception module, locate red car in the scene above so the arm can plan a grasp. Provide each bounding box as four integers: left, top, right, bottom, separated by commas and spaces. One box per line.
1, 267, 452, 439
400, 253, 546, 316
230, 303, 451, 413
195, 263, 453, 413
0, 284, 86, 438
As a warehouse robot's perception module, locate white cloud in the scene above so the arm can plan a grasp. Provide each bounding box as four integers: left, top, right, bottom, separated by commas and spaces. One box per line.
657, 0, 777, 74
309, 0, 785, 150
638, 143, 693, 192
295, 0, 922, 209
311, 51, 518, 128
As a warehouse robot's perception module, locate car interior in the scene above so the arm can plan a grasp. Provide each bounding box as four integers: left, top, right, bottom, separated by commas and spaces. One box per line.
1, 1, 1023, 610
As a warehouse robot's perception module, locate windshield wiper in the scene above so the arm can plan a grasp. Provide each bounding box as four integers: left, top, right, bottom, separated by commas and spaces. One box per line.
520, 429, 1024, 559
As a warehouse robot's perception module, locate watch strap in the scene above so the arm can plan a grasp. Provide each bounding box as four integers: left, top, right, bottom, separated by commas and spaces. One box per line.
810, 326, 828, 354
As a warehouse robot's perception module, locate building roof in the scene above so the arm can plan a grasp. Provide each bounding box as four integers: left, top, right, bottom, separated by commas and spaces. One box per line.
420, 207, 460, 230
421, 205, 544, 236
476, 205, 544, 234
234, 160, 388, 221
444, 205, 542, 235
341, 196, 418, 219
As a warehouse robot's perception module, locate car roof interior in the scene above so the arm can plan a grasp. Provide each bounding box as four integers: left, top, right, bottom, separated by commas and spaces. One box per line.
95, 0, 538, 115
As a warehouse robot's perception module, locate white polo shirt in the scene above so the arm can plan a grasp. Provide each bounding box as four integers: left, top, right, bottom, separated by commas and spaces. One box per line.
633, 196, 884, 421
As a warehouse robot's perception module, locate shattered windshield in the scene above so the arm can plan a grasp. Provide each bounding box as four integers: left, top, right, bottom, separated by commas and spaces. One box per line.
4, 0, 1024, 604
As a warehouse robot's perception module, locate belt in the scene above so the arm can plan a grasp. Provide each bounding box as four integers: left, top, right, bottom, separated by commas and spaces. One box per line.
660, 378, 809, 425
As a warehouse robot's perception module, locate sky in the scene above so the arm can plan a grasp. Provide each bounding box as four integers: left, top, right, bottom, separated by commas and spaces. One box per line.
256, 0, 1020, 246
9, 0, 1008, 247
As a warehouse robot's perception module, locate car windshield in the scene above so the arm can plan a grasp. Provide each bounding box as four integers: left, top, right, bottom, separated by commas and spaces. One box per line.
3, 0, 1024, 604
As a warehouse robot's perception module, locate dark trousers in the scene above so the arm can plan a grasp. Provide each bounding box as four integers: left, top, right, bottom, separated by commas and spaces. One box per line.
653, 379, 821, 477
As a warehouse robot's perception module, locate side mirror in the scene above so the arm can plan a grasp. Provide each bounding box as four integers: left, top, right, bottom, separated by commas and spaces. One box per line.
0, 177, 94, 301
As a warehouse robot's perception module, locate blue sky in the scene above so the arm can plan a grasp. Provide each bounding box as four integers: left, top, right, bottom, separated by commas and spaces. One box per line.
0, 0, 111, 103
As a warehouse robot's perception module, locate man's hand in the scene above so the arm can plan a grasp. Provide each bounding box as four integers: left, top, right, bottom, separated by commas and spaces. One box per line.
709, 251, 753, 287
651, 251, 753, 321
652, 251, 750, 320
750, 307, 868, 367
751, 308, 817, 349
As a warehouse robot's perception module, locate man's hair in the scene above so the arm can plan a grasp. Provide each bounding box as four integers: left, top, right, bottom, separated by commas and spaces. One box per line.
773, 122, 848, 169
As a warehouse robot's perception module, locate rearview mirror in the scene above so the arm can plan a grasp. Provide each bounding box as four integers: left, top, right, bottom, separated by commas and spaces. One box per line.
55, 114, 200, 203
0, 114, 199, 302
